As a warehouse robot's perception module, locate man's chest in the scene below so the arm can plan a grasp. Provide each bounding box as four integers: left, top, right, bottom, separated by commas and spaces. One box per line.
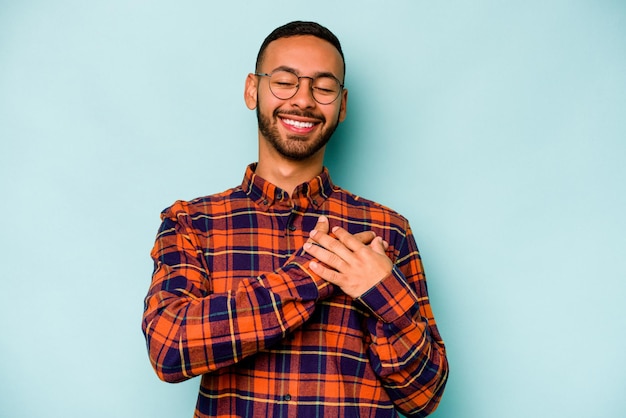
196, 207, 317, 293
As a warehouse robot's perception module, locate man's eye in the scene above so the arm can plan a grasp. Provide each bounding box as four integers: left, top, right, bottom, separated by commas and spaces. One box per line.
313, 77, 339, 93
313, 86, 338, 97
273, 81, 296, 88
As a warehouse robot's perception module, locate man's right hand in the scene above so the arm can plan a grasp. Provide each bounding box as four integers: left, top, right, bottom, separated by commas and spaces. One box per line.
308, 215, 387, 248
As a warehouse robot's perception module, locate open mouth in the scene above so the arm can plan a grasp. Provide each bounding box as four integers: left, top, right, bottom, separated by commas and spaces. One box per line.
279, 116, 319, 134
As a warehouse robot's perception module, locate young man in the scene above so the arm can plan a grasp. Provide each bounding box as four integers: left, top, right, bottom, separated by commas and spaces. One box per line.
142, 21, 448, 417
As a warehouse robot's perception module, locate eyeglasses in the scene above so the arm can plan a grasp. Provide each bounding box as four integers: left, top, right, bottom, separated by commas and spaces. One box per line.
255, 70, 344, 105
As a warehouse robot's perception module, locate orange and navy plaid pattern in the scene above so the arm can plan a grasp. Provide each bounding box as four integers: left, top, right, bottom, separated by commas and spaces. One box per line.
142, 164, 448, 417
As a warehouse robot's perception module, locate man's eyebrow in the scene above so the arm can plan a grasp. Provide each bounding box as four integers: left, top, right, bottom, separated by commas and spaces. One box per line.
270, 65, 298, 74
270, 65, 341, 81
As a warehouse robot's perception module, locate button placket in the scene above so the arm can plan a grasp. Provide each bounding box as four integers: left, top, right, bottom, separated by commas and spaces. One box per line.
286, 199, 303, 233
286, 208, 299, 232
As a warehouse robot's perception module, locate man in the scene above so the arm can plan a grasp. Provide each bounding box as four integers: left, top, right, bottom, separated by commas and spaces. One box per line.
142, 21, 448, 417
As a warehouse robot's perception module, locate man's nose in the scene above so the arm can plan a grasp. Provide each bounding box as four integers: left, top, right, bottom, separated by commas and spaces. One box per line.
289, 77, 316, 108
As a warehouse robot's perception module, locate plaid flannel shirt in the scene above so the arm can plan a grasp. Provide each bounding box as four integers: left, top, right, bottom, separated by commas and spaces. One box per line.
142, 164, 448, 417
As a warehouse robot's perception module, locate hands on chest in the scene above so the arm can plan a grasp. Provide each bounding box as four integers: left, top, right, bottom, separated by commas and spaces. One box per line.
303, 216, 393, 298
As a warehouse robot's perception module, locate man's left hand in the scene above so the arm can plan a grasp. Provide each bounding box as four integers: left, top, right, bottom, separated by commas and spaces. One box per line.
303, 225, 393, 298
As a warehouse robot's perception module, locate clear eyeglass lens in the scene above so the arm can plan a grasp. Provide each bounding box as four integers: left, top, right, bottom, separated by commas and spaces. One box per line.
268, 71, 341, 104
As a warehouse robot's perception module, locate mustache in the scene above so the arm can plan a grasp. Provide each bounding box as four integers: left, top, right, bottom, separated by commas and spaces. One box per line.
274, 109, 326, 123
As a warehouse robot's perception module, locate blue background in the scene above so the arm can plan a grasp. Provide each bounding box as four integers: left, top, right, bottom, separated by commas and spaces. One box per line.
1, 1, 625, 417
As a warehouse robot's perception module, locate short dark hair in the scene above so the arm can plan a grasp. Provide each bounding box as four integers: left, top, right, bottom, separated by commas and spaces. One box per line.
255, 21, 345, 78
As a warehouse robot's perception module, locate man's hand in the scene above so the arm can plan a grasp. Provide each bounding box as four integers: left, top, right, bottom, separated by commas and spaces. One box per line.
304, 217, 393, 298
308, 215, 379, 247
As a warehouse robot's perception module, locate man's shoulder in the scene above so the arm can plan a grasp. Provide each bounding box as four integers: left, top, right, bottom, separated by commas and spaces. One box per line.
330, 186, 409, 226
160, 185, 247, 220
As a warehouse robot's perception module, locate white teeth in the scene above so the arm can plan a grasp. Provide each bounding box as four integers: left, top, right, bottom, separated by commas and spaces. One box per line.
283, 118, 314, 129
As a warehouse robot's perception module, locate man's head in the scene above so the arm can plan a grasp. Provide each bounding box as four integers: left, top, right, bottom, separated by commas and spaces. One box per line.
256, 21, 345, 79
245, 21, 348, 162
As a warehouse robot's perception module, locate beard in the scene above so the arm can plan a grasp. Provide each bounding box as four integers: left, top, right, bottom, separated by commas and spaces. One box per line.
256, 101, 340, 162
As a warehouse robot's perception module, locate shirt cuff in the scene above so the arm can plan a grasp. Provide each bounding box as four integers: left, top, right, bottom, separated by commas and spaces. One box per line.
356, 266, 420, 324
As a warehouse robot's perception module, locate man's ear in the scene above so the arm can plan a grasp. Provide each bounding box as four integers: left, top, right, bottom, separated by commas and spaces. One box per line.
338, 88, 348, 122
244, 73, 258, 110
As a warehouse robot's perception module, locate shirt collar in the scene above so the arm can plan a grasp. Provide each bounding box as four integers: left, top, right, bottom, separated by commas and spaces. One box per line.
241, 163, 334, 211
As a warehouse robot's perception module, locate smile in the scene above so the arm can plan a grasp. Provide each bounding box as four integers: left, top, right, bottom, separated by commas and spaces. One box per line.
281, 118, 316, 129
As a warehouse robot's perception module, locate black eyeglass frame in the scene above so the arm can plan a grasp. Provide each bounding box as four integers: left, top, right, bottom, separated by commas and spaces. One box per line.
255, 71, 345, 105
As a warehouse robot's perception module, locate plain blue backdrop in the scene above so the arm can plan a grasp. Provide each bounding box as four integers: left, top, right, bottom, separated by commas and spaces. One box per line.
1, 1, 625, 417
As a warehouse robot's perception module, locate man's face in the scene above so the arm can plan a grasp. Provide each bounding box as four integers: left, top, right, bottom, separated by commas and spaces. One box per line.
245, 35, 348, 161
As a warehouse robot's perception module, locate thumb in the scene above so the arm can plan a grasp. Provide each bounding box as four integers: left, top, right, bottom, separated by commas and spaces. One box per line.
354, 231, 376, 245
313, 215, 329, 234
370, 236, 388, 255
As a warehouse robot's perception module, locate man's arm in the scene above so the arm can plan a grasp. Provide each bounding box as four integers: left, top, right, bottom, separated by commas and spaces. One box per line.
305, 223, 448, 417
142, 213, 377, 384
142, 211, 335, 383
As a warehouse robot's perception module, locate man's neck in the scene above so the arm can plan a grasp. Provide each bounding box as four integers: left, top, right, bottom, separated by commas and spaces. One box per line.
255, 154, 324, 197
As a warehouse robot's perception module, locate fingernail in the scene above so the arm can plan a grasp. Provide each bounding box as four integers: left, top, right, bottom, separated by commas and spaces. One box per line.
332, 226, 339, 232
304, 243, 312, 250
310, 261, 318, 269
309, 229, 317, 237
318, 215, 327, 222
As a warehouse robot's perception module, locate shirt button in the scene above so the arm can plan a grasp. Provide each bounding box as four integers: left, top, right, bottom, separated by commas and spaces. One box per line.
262, 199, 269, 205
287, 224, 296, 231
284, 394, 292, 401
